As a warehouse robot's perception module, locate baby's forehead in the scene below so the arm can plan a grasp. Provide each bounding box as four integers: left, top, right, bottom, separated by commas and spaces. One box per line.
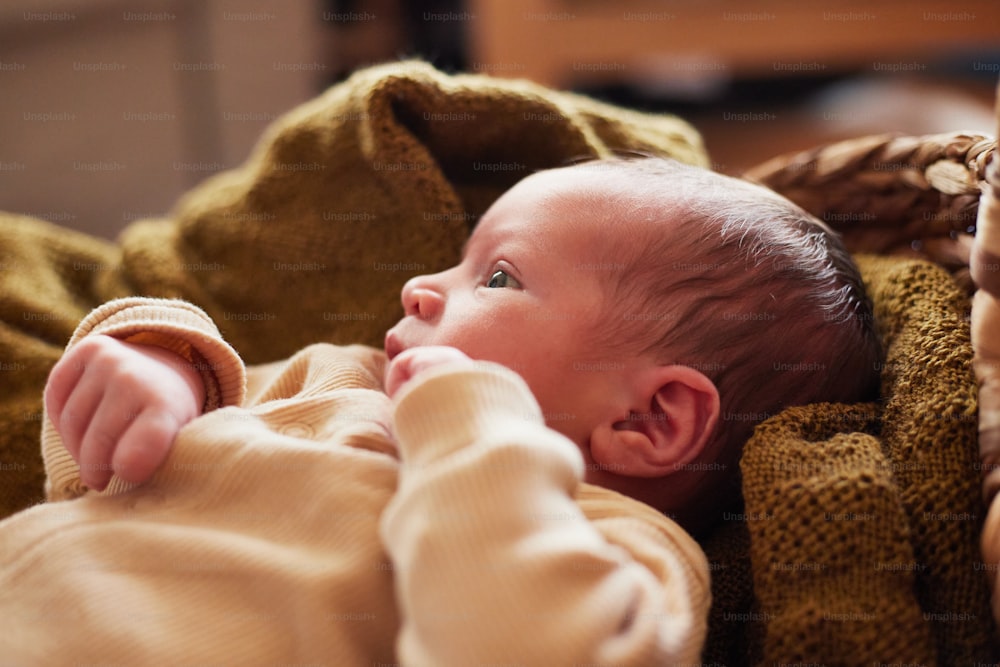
471, 162, 703, 270
539, 167, 687, 241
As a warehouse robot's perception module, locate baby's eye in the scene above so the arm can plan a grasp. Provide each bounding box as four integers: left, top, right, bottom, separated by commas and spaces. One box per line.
486, 269, 521, 289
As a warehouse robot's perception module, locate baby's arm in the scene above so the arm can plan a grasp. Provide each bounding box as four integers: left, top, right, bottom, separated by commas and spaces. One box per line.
381, 348, 710, 666
41, 298, 246, 500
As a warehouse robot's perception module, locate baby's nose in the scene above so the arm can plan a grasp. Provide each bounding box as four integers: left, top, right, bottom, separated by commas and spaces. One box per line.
401, 276, 445, 321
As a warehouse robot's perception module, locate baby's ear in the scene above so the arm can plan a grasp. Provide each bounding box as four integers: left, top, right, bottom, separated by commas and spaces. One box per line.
589, 366, 720, 478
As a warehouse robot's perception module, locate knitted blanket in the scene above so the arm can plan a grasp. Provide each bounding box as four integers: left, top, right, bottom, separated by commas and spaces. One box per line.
0, 61, 995, 664
699, 254, 998, 666
741, 256, 993, 664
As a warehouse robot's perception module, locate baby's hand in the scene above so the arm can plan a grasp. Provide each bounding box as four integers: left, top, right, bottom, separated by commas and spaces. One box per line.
44, 335, 206, 491
385, 346, 474, 399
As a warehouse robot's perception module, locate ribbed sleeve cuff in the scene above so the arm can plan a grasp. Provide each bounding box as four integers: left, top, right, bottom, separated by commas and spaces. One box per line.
67, 297, 246, 410
392, 362, 551, 469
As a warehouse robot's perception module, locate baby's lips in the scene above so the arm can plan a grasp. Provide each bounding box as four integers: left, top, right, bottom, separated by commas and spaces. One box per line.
384, 329, 405, 361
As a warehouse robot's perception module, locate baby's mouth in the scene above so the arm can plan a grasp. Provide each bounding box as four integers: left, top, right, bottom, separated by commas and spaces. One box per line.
384, 329, 405, 361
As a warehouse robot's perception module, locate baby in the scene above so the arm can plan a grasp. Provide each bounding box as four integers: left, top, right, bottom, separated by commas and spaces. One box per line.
385, 156, 882, 532
50, 156, 882, 529
8, 157, 881, 665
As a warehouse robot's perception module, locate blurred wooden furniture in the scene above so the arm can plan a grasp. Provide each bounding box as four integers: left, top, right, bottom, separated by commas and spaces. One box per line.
467, 0, 1000, 88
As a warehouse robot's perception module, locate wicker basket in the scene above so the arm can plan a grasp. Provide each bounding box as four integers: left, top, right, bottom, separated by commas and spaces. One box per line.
745, 131, 996, 293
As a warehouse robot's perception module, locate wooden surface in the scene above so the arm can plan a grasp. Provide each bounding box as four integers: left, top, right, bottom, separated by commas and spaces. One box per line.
467, 0, 1000, 88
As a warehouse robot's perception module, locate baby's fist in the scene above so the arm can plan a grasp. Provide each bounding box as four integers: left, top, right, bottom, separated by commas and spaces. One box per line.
385, 346, 474, 399
44, 335, 206, 490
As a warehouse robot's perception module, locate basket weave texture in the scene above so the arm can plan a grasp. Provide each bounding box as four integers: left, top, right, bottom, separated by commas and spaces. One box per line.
746, 131, 995, 292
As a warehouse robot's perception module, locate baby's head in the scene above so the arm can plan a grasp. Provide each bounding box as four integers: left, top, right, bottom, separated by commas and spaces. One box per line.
385, 157, 882, 532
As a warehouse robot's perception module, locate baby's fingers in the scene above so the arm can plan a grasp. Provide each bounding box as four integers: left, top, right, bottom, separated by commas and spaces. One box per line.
53, 374, 106, 465
77, 394, 141, 490
385, 346, 473, 398
43, 347, 91, 446
110, 408, 183, 486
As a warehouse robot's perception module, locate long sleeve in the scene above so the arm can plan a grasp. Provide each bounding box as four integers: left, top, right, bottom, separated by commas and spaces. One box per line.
42, 297, 246, 501
380, 362, 710, 667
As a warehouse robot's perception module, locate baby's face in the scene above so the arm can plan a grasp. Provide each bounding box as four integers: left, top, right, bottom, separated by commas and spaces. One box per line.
385, 167, 640, 448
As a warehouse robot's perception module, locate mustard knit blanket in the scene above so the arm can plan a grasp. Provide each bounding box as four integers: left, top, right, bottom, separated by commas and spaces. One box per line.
0, 61, 994, 664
